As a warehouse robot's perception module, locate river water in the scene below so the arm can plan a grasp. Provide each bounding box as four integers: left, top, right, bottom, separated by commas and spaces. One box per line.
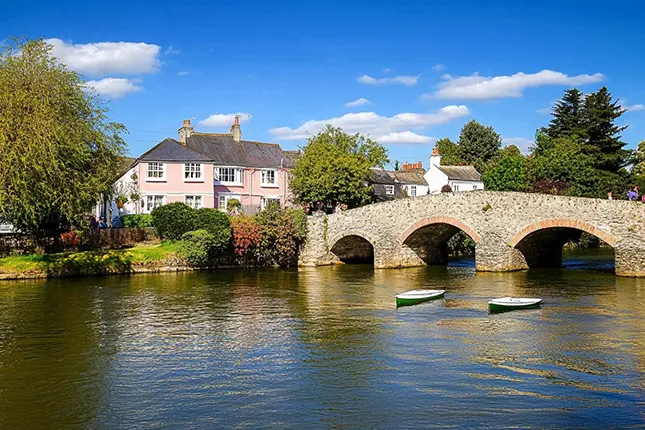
0, 249, 644, 428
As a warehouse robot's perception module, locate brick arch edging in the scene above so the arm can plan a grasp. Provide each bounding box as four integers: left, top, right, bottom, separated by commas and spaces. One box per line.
508, 218, 618, 248
399, 216, 482, 244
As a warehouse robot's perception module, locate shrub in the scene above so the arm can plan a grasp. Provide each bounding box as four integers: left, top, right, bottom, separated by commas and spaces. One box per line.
226, 198, 242, 214
179, 229, 219, 266
441, 184, 453, 193
255, 205, 308, 267
231, 216, 262, 262
122, 214, 153, 228
151, 203, 196, 240
194, 208, 232, 249
60, 230, 80, 250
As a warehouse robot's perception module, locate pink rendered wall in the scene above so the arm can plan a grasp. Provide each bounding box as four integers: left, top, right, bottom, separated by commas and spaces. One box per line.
214, 168, 292, 209
137, 162, 215, 208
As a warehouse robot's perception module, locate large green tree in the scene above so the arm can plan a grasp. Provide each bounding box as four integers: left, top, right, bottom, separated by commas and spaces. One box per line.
583, 86, 630, 172
289, 125, 388, 208
483, 150, 528, 191
544, 88, 586, 140
457, 120, 501, 172
434, 137, 463, 165
0, 39, 126, 238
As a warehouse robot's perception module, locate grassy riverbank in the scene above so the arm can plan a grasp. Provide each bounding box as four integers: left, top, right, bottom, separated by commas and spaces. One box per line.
0, 241, 185, 280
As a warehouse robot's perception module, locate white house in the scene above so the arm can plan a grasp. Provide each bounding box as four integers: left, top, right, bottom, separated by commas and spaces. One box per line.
424, 147, 484, 194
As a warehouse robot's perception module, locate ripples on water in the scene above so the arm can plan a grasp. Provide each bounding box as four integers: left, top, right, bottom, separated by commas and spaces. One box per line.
0, 249, 644, 428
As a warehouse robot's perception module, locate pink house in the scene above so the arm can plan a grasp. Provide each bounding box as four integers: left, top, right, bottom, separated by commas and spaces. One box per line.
103, 118, 297, 222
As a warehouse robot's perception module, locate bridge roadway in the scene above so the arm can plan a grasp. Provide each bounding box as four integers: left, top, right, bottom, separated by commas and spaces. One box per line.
298, 191, 645, 277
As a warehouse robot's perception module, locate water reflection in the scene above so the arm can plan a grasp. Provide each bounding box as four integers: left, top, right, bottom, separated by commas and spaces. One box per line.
0, 250, 643, 427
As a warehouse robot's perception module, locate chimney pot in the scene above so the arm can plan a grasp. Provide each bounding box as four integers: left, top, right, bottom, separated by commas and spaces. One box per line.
178, 119, 195, 144
183, 119, 191, 126
234, 115, 240, 125
432, 147, 440, 156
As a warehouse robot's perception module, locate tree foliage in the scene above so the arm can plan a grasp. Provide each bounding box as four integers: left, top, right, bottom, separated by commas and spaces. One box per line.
289, 125, 388, 208
434, 138, 462, 165
0, 39, 126, 238
483, 152, 528, 191
457, 120, 502, 172
544, 88, 586, 140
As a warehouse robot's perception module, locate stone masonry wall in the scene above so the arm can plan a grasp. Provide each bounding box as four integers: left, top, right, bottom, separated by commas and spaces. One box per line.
299, 191, 645, 277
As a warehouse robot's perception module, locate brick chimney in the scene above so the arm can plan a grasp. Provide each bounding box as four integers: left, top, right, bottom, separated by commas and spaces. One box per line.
230, 115, 242, 142
178, 119, 194, 144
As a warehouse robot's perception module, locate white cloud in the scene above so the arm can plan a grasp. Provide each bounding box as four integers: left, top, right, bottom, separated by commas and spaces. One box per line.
429, 69, 604, 100
379, 131, 433, 144
269, 105, 469, 142
345, 97, 371, 107
432, 64, 445, 72
536, 107, 552, 114
357, 74, 419, 86
46, 38, 161, 76
503, 137, 534, 153
625, 104, 645, 112
85, 78, 142, 99
198, 113, 252, 127
165, 45, 180, 55
177, 71, 190, 76
383, 68, 393, 73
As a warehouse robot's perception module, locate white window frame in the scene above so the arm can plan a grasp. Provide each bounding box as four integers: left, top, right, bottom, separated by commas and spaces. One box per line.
261, 169, 278, 187
261, 196, 281, 210
184, 163, 203, 182
214, 167, 243, 186
145, 195, 164, 212
410, 185, 417, 197
146, 162, 165, 181
218, 194, 241, 212
385, 185, 395, 196
454, 184, 460, 192
185, 195, 203, 209
472, 184, 478, 190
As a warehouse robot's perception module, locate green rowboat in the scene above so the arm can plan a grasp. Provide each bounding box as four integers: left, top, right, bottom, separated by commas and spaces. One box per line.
395, 289, 445, 307
488, 297, 542, 313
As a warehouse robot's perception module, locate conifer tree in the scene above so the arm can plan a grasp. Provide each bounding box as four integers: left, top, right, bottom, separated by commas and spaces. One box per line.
545, 88, 586, 139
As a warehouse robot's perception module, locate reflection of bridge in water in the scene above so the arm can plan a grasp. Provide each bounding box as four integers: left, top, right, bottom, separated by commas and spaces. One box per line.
299, 192, 645, 277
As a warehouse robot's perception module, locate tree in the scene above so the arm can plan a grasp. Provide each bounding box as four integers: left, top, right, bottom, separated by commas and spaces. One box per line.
393, 160, 401, 171
633, 140, 645, 176
544, 88, 586, 139
289, 125, 388, 208
0, 39, 126, 239
483, 152, 528, 191
583, 86, 630, 172
457, 120, 501, 172
434, 138, 462, 165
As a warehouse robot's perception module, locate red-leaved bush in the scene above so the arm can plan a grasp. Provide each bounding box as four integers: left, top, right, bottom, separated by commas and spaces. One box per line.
231, 216, 262, 261
60, 230, 80, 250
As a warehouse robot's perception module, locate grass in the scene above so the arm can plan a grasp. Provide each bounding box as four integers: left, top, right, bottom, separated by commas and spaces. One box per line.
0, 241, 180, 275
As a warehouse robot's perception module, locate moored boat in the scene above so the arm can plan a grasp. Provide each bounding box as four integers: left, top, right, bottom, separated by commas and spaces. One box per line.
488, 297, 542, 313
395, 289, 445, 307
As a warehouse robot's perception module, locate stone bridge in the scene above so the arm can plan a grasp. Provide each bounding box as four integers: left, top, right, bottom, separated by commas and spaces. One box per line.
299, 191, 645, 277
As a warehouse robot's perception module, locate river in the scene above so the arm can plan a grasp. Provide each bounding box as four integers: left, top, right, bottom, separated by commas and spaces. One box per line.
0, 249, 643, 428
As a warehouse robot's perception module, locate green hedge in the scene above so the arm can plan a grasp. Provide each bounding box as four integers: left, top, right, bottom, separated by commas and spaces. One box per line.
179, 229, 220, 266
151, 203, 197, 240
194, 208, 231, 249
122, 214, 153, 228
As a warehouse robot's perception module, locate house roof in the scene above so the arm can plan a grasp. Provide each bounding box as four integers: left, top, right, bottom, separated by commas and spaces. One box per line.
393, 169, 427, 185
437, 165, 481, 181
369, 169, 397, 185
139, 138, 211, 162
185, 133, 294, 168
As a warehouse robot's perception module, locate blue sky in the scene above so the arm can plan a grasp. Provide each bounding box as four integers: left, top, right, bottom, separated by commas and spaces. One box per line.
3, 0, 644, 166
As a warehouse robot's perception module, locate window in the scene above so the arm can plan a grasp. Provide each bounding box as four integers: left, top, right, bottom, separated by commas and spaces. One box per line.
218, 195, 241, 212
261, 170, 277, 186
147, 162, 165, 180
385, 185, 395, 196
184, 163, 202, 181
454, 184, 460, 191
262, 197, 280, 210
185, 195, 203, 209
214, 167, 243, 185
409, 185, 417, 197
146, 195, 164, 212
473, 185, 478, 190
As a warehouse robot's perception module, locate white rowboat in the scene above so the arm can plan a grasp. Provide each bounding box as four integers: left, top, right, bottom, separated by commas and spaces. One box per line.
396, 289, 445, 307
488, 297, 542, 313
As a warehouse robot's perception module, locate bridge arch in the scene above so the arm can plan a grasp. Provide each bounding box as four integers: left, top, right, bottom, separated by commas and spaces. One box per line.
399, 216, 481, 265
509, 218, 618, 269
329, 232, 375, 264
